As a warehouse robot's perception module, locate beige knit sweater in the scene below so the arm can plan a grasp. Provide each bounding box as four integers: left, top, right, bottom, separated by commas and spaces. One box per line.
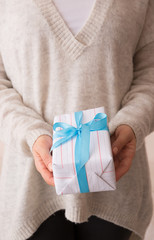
0, 0, 154, 239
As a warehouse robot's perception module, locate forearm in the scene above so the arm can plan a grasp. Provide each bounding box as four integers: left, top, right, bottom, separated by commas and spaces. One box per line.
0, 53, 53, 156
109, 0, 154, 151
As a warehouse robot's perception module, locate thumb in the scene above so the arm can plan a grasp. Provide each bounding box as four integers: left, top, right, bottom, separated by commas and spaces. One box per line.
34, 135, 53, 172
112, 132, 129, 155
39, 146, 53, 172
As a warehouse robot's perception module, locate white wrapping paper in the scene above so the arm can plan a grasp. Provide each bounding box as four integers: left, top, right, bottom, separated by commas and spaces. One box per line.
52, 106, 116, 195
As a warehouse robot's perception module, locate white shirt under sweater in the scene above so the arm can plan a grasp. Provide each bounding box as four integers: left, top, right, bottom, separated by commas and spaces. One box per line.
52, 0, 96, 36
0, 0, 154, 240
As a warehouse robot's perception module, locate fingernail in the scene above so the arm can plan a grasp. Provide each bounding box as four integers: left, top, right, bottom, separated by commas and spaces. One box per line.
48, 163, 53, 172
113, 147, 118, 155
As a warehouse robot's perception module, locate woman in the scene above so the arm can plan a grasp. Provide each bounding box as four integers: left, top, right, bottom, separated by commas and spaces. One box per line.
0, 0, 153, 239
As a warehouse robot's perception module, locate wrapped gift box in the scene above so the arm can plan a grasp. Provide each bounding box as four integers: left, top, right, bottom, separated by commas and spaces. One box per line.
50, 106, 116, 195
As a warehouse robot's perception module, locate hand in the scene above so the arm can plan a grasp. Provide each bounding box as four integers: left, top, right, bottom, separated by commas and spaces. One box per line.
32, 135, 55, 186
110, 124, 136, 182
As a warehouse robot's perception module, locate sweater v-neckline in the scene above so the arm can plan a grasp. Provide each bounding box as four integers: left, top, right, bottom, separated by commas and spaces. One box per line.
33, 0, 114, 60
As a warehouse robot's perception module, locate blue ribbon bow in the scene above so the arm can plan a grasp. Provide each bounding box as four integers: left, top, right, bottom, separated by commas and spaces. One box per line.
50, 111, 109, 193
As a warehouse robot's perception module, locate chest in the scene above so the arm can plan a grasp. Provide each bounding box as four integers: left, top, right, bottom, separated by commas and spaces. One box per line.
52, 0, 96, 36
0, 0, 148, 61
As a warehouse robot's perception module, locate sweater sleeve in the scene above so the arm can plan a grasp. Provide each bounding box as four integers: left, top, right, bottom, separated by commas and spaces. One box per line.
0, 52, 53, 156
109, 0, 154, 151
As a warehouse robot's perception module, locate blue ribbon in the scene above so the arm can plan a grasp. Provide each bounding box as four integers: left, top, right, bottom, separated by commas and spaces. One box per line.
50, 111, 109, 193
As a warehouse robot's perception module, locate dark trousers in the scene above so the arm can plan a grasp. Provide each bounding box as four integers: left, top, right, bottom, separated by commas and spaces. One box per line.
27, 210, 132, 240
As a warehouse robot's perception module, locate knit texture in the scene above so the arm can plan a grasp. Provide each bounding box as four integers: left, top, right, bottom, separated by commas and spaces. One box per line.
0, 0, 154, 239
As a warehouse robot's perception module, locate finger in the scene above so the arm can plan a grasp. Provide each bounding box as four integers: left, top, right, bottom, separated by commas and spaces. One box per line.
38, 147, 53, 172
34, 155, 55, 186
112, 133, 129, 156
110, 133, 116, 146
115, 158, 130, 181
113, 156, 120, 170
